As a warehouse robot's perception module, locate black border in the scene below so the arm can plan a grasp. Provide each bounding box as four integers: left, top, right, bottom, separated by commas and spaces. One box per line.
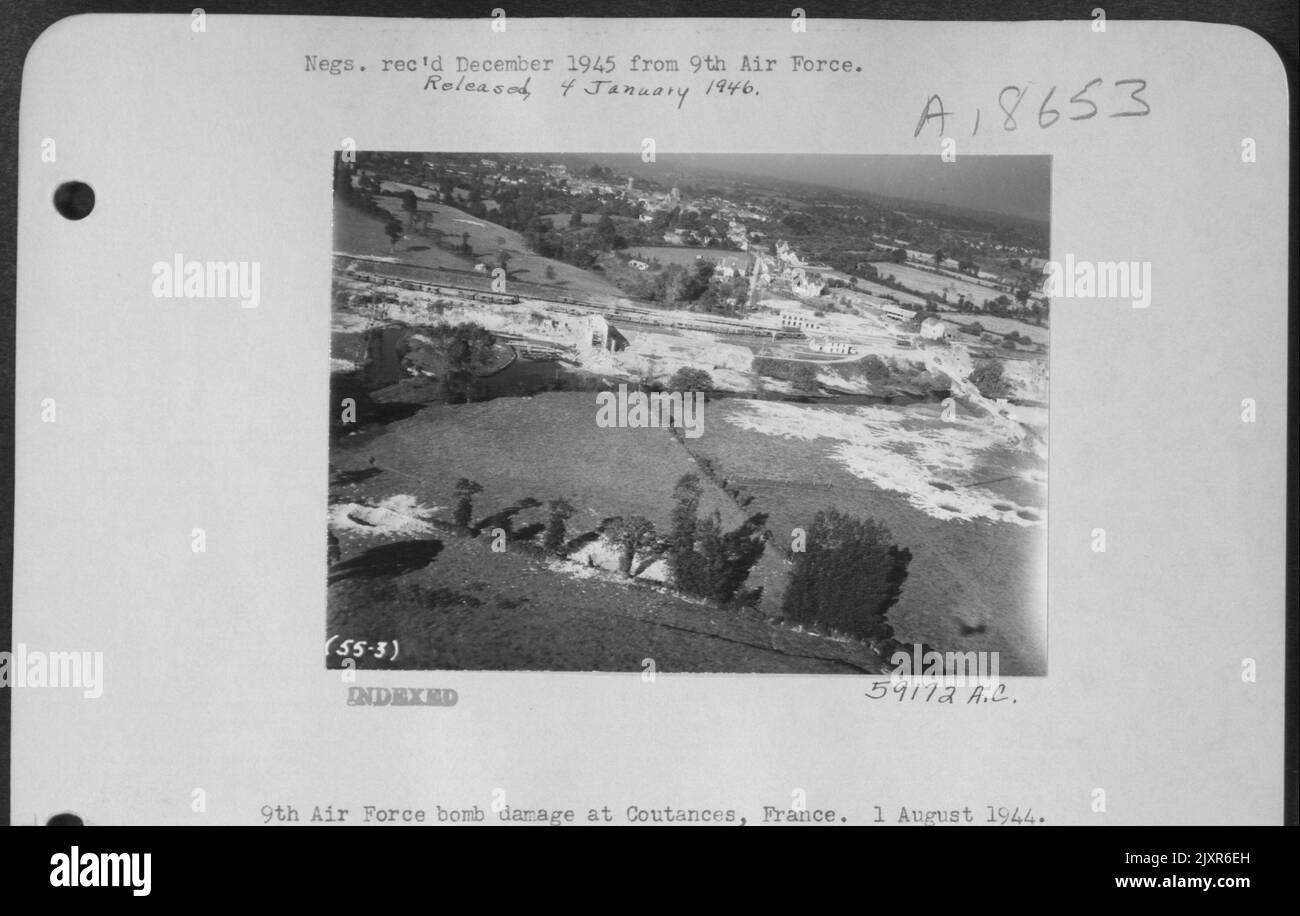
1, 0, 1295, 828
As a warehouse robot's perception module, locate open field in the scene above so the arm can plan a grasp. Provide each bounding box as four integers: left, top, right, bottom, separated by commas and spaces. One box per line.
626, 246, 753, 268
378, 179, 438, 199
333, 196, 629, 302
331, 391, 746, 540
327, 392, 902, 673
540, 212, 639, 226
944, 313, 1049, 346
876, 262, 1011, 306
329, 389, 1046, 674
681, 397, 1047, 675
847, 278, 929, 308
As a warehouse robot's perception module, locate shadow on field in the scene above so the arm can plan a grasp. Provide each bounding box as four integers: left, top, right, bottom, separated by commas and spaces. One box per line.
328, 539, 444, 583
330, 371, 433, 437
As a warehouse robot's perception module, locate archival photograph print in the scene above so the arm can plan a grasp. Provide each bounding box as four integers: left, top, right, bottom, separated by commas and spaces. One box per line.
327, 152, 1049, 676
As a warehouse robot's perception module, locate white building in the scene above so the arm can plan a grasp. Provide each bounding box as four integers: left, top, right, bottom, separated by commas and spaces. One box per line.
791, 268, 825, 298
715, 256, 747, 280
781, 311, 824, 332
920, 317, 948, 340
775, 240, 804, 268
577, 315, 629, 353
809, 337, 856, 354
880, 304, 916, 323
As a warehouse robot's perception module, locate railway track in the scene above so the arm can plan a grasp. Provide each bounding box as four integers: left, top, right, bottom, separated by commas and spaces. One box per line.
336, 256, 801, 340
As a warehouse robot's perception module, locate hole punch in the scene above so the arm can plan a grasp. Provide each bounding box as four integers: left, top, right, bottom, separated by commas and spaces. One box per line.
53, 181, 95, 220
46, 811, 85, 826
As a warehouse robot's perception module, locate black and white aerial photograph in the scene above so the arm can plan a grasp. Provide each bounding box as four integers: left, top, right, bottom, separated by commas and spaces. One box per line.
7, 0, 1292, 848
327, 152, 1049, 675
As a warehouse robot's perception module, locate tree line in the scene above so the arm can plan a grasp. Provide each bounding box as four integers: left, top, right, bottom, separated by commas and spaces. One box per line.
447, 470, 912, 644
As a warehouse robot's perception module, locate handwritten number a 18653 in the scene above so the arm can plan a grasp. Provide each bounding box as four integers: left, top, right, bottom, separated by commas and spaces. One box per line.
1110, 78, 1150, 117
914, 77, 1147, 137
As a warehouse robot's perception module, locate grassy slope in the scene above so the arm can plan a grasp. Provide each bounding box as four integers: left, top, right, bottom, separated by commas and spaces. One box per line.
333, 195, 629, 302
328, 536, 882, 674
327, 393, 889, 673
680, 398, 1047, 675
332, 392, 745, 535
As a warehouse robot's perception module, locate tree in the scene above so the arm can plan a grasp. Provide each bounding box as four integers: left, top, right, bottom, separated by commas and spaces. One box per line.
668, 473, 703, 589
543, 499, 574, 554
666, 472, 768, 603
710, 512, 769, 604
669, 367, 713, 391
781, 508, 911, 640
544, 264, 557, 280
694, 511, 727, 595
966, 321, 985, 335
460, 232, 472, 256
890, 247, 907, 264
605, 516, 655, 577
595, 214, 619, 250
969, 360, 1012, 398
384, 219, 404, 250
858, 354, 890, 380
453, 479, 483, 528
1014, 288, 1030, 306
401, 189, 419, 226
439, 322, 497, 402
569, 210, 583, 228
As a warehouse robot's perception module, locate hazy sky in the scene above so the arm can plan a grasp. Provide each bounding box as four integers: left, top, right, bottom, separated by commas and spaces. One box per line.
633, 154, 1051, 223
